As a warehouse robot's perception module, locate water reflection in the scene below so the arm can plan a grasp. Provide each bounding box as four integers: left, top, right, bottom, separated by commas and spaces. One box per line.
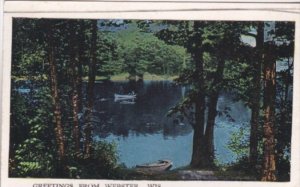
92, 80, 193, 139
92, 80, 251, 168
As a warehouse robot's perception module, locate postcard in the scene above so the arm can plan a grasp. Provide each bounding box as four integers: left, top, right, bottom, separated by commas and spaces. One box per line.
1, 1, 300, 187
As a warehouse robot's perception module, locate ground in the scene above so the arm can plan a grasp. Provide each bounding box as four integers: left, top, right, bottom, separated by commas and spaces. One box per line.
178, 170, 217, 180
118, 167, 257, 181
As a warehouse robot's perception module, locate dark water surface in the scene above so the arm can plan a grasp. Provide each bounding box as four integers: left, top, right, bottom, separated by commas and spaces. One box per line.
92, 80, 251, 169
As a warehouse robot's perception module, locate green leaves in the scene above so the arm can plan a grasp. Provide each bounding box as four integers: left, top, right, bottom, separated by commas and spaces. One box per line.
227, 126, 250, 159
11, 19, 122, 178
113, 23, 188, 78
13, 137, 55, 177
71, 141, 119, 179
10, 79, 55, 177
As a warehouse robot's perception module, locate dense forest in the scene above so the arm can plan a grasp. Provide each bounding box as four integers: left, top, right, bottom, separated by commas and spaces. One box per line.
10, 19, 294, 181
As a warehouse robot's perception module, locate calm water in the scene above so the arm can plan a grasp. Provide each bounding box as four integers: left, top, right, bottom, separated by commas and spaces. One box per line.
92, 80, 251, 169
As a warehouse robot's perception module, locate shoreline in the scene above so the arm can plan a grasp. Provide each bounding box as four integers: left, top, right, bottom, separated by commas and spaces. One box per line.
12, 73, 178, 82
84, 73, 178, 82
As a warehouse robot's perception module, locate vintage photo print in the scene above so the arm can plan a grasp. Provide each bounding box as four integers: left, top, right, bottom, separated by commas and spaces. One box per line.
1, 1, 300, 187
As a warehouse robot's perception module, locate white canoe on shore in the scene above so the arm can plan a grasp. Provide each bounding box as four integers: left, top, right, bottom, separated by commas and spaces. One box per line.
136, 160, 173, 172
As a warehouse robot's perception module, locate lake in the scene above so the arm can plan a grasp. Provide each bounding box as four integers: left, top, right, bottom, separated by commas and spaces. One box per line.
92, 80, 251, 169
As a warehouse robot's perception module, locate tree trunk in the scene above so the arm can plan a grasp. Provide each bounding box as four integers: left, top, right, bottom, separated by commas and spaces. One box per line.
249, 22, 264, 165
69, 21, 81, 154
205, 58, 225, 165
205, 93, 218, 164
84, 20, 98, 158
261, 42, 277, 181
190, 21, 209, 168
46, 22, 65, 174
77, 21, 85, 112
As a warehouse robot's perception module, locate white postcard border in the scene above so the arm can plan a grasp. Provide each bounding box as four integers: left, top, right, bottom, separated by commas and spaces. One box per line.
1, 1, 300, 187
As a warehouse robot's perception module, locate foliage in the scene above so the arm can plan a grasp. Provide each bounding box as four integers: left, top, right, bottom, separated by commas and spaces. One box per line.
66, 141, 118, 179
166, 22, 251, 126
227, 126, 250, 160
215, 156, 259, 180
10, 86, 56, 177
113, 23, 188, 78
10, 19, 120, 178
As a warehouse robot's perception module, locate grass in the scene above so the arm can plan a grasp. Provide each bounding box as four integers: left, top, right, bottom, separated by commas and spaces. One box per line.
13, 73, 178, 82
83, 73, 178, 82
140, 73, 178, 81
11, 75, 48, 81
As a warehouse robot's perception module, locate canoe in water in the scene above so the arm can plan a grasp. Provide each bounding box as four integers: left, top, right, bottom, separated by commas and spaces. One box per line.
136, 160, 172, 172
114, 93, 136, 99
